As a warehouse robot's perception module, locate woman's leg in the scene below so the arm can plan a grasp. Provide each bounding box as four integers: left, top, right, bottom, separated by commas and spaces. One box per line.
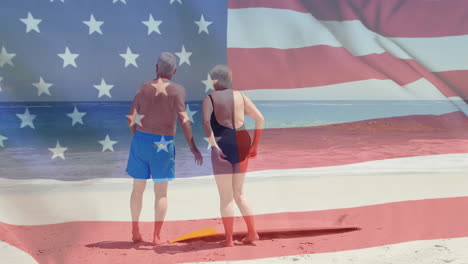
213, 155, 236, 246
232, 165, 259, 243
214, 171, 235, 247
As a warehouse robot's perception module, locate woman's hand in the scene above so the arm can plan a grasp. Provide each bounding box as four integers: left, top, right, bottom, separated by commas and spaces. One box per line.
211, 146, 228, 162
248, 146, 258, 158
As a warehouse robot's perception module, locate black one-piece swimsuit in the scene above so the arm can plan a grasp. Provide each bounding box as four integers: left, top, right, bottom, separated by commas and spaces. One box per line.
208, 95, 251, 164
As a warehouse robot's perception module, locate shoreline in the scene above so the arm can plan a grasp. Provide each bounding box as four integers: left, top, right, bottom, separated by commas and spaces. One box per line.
1, 169, 467, 225
1, 152, 467, 188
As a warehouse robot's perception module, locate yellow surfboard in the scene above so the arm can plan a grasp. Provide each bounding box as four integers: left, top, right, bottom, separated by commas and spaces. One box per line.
170, 227, 220, 243
170, 225, 359, 243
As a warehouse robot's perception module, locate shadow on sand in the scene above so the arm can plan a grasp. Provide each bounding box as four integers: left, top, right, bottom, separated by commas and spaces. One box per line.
86, 227, 360, 254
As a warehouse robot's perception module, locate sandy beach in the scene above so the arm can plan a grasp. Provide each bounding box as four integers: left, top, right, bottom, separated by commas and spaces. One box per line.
1, 154, 468, 263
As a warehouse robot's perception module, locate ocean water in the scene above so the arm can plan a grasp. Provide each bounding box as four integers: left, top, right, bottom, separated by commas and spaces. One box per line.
0, 100, 460, 180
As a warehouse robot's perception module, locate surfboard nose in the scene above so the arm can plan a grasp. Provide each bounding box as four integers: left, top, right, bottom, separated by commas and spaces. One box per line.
170, 227, 220, 243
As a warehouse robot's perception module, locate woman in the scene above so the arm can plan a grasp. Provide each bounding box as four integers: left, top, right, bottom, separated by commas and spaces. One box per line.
202, 65, 264, 247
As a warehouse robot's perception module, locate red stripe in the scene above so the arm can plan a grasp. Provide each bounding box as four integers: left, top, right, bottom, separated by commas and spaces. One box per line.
246, 111, 468, 172
2, 196, 468, 263
228, 0, 468, 38
228, 46, 461, 99
228, 46, 421, 90
433, 70, 468, 100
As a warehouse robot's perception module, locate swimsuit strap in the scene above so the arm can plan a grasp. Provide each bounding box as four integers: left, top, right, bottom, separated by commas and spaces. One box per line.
209, 93, 237, 130
239, 91, 246, 114
208, 94, 218, 123
209, 94, 224, 128
208, 94, 214, 107
231, 93, 236, 130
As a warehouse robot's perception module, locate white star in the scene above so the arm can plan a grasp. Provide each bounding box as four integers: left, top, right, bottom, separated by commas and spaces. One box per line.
32, 77, 53, 96
127, 109, 144, 127
67, 106, 86, 126
142, 14, 162, 35
0, 135, 7, 148
185, 104, 197, 123
202, 74, 214, 92
175, 45, 192, 66
151, 78, 170, 96
94, 78, 114, 98
204, 137, 221, 150
98, 134, 118, 152
170, 0, 182, 4
20, 12, 42, 33
83, 14, 104, 35
153, 136, 172, 152
120, 47, 139, 68
58, 47, 79, 68
50, 0, 65, 2
0, 46, 16, 68
16, 108, 36, 129
49, 141, 68, 160
0, 76, 3, 92
194, 14, 213, 34
113, 0, 127, 4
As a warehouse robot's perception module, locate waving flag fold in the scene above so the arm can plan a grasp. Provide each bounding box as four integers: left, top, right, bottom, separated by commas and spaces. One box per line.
1, 0, 468, 263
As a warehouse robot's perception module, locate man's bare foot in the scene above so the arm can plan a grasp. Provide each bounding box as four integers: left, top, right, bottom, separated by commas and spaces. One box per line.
221, 238, 234, 247
241, 233, 259, 244
132, 232, 143, 243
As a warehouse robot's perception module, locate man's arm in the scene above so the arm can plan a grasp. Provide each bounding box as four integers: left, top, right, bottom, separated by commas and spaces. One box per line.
127, 90, 141, 136
175, 86, 203, 165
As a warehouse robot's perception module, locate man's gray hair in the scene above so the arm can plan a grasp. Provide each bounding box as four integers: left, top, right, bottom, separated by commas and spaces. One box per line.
157, 52, 177, 76
210, 64, 232, 89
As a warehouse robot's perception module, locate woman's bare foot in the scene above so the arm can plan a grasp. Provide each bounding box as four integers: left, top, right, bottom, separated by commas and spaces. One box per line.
132, 231, 143, 243
221, 237, 234, 247
241, 233, 259, 244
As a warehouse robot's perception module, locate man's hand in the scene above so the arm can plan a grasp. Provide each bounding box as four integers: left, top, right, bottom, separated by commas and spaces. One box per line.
191, 148, 203, 166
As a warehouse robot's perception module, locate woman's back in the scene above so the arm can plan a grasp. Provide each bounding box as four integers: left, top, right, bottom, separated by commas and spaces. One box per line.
209, 89, 245, 130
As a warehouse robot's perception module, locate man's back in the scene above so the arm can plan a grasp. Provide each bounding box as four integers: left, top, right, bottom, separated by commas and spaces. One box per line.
126, 51, 202, 246
129, 78, 186, 136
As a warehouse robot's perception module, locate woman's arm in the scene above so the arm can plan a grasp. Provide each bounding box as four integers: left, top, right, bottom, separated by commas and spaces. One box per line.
202, 96, 227, 161
202, 96, 219, 148
243, 94, 264, 157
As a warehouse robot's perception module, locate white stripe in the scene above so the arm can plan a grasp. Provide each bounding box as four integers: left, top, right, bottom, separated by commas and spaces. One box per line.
243, 78, 454, 101
228, 8, 468, 71
243, 79, 468, 129
0, 241, 37, 264
0, 153, 467, 225
392, 35, 468, 72
449, 96, 468, 116
189, 237, 468, 264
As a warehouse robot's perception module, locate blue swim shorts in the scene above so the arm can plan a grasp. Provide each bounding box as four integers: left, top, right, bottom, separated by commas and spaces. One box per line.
126, 130, 175, 182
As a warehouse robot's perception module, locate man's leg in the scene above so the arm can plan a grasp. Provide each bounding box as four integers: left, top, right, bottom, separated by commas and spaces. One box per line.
130, 179, 147, 242
232, 170, 259, 244
152, 181, 168, 245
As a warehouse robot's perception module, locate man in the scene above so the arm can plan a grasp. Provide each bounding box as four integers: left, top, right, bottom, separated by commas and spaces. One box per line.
126, 52, 203, 245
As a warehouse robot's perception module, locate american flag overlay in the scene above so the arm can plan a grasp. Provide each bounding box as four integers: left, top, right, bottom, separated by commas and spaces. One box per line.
1, 0, 468, 263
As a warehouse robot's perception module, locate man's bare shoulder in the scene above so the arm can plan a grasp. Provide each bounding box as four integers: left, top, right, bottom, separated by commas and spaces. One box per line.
168, 81, 186, 96
136, 81, 153, 94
